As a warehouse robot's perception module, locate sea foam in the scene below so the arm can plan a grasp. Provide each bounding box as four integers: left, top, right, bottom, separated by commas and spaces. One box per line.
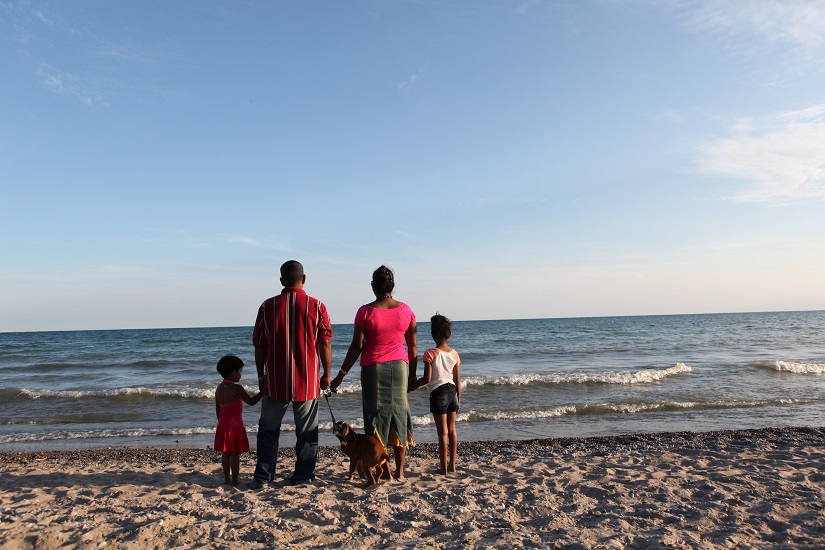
752, 360, 825, 374
16, 385, 256, 400
463, 363, 693, 387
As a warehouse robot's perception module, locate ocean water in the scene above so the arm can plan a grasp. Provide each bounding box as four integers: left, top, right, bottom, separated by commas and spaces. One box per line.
1, 311, 824, 451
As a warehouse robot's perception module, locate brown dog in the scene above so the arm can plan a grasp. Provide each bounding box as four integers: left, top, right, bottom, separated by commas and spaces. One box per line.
333, 421, 391, 487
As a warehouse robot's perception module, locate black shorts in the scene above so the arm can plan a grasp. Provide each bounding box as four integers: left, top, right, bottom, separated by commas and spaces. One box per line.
429, 383, 459, 415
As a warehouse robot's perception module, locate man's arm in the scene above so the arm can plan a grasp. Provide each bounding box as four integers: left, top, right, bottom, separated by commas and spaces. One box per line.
318, 338, 332, 390
255, 346, 267, 394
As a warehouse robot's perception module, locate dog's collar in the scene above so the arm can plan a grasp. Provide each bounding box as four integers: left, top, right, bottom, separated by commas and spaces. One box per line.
338, 430, 357, 446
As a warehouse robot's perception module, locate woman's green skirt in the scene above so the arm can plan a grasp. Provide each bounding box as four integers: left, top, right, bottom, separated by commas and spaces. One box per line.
361, 360, 415, 448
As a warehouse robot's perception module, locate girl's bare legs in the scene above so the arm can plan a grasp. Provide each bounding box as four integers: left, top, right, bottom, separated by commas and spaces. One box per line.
433, 413, 449, 475
221, 452, 232, 484
446, 411, 458, 473
230, 453, 240, 485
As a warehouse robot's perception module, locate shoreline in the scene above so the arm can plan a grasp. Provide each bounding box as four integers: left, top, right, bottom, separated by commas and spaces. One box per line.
2, 426, 824, 548
3, 425, 823, 465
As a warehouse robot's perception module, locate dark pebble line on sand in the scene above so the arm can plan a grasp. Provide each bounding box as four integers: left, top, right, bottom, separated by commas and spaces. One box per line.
2, 427, 823, 467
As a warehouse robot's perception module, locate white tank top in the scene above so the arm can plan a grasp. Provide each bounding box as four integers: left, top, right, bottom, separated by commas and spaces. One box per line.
423, 348, 461, 393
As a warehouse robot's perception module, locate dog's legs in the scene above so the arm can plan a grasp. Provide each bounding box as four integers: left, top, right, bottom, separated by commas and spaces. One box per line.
364, 463, 380, 488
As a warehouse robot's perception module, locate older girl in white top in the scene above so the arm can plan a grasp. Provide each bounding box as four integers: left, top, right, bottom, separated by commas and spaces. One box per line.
416, 314, 461, 475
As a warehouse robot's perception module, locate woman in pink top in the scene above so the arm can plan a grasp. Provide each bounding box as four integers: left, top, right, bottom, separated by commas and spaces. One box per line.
331, 265, 418, 480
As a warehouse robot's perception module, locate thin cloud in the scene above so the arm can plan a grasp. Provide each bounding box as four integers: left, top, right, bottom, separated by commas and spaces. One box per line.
37, 63, 104, 106
695, 104, 825, 203
225, 235, 292, 251
398, 68, 425, 94
7, 2, 167, 105
516, 0, 542, 16
678, 0, 825, 66
458, 196, 546, 209
459, 197, 498, 208
227, 236, 264, 247
30, 9, 55, 26
394, 230, 417, 240
654, 108, 687, 124
704, 238, 797, 252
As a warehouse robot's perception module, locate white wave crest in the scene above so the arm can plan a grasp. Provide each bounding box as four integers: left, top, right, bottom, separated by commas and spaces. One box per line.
19, 386, 224, 400
466, 405, 579, 422
318, 413, 435, 430
463, 363, 692, 387
325, 381, 362, 394
756, 360, 825, 374
458, 396, 820, 423
0, 426, 216, 444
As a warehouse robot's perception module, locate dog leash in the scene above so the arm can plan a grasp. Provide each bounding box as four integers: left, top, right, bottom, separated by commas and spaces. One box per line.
322, 387, 337, 424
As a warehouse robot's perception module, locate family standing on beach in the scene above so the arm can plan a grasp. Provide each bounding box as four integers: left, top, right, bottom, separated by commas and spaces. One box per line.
212, 260, 461, 488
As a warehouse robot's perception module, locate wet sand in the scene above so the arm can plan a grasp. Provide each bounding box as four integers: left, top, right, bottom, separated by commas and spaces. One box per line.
1, 427, 823, 548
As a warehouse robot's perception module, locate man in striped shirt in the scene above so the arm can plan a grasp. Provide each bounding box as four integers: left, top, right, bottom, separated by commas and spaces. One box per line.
250, 260, 333, 487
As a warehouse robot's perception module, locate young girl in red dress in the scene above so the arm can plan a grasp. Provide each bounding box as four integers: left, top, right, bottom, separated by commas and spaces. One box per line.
215, 355, 262, 485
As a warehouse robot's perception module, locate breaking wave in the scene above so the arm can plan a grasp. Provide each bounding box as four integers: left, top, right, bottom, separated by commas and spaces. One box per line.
751, 360, 825, 375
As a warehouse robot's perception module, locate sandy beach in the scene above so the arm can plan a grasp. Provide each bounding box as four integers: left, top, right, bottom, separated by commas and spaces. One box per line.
1, 427, 823, 549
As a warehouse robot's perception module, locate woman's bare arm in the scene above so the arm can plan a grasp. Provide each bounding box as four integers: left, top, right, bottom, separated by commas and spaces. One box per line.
405, 320, 418, 390
331, 325, 366, 390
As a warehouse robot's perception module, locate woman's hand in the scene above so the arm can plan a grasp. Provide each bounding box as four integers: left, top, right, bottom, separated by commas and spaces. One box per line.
331, 371, 345, 391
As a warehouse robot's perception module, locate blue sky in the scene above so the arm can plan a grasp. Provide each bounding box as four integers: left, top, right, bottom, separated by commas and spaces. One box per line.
2, 0, 824, 332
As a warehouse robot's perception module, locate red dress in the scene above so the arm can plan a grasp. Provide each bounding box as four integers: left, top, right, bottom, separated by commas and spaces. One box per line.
214, 399, 250, 453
